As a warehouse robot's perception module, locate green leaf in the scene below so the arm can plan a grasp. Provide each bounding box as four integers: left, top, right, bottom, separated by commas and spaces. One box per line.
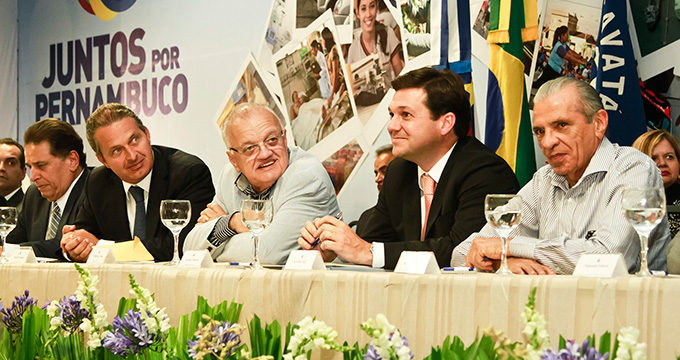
598, 331, 611, 355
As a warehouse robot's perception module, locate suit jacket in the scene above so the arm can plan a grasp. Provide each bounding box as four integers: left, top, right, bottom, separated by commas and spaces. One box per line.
361, 136, 520, 269
1, 188, 24, 212
7, 169, 89, 258
75, 145, 215, 261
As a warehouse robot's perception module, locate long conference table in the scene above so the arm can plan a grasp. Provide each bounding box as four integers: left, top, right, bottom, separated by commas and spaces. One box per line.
2, 263, 679, 359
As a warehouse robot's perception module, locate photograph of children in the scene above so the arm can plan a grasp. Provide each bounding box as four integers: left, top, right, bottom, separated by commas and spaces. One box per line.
399, 0, 431, 59
216, 54, 286, 131
297, 0, 352, 28
530, 1, 600, 92
322, 140, 364, 194
345, 0, 405, 123
275, 21, 356, 151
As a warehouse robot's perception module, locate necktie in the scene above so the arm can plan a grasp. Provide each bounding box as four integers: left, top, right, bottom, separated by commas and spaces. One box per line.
46, 203, 61, 240
421, 173, 436, 241
130, 186, 146, 240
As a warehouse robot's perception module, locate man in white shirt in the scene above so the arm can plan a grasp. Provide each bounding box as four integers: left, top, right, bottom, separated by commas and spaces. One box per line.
452, 77, 670, 274
298, 67, 519, 269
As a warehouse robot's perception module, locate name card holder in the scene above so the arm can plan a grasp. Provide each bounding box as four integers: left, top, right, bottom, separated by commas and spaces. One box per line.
394, 251, 441, 274
87, 247, 117, 264
10, 247, 37, 264
284, 250, 326, 271
179, 250, 214, 269
573, 253, 628, 277
3, 243, 19, 259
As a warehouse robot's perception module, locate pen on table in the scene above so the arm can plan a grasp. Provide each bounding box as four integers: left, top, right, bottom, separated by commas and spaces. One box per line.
441, 266, 476, 272
311, 212, 343, 248
229, 262, 252, 267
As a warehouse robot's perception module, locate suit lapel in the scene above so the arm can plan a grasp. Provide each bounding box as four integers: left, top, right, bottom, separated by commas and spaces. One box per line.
59, 168, 89, 230
146, 146, 167, 242
402, 162, 422, 242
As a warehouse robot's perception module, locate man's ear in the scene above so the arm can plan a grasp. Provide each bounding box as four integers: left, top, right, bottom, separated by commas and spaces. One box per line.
227, 151, 241, 173
67, 150, 80, 171
593, 109, 608, 140
439, 112, 456, 136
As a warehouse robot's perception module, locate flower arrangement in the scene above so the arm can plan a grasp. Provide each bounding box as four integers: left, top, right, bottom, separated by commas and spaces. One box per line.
0, 266, 654, 360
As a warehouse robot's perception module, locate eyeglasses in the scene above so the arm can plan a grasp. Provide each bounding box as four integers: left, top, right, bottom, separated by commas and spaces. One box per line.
229, 131, 285, 157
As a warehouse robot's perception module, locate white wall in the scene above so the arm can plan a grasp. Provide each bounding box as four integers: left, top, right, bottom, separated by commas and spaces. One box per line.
0, 0, 17, 139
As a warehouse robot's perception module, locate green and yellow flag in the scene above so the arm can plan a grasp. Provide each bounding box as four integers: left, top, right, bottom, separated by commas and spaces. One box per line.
484, 0, 538, 186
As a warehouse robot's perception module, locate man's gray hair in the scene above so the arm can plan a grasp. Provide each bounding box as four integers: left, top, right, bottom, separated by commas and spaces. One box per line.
221, 103, 283, 148
534, 77, 604, 123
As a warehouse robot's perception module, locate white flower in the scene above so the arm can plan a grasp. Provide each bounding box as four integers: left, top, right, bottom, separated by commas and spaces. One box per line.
80, 318, 92, 333
285, 316, 342, 359
615, 327, 647, 360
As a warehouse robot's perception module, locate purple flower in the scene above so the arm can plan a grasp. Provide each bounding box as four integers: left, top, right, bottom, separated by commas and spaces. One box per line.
103, 309, 157, 356
364, 345, 381, 360
54, 295, 92, 333
0, 290, 38, 334
187, 321, 243, 359
541, 339, 609, 360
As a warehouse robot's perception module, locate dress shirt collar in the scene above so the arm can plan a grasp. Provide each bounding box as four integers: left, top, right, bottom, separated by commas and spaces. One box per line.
549, 137, 614, 190
54, 169, 84, 211
3, 186, 21, 202
234, 173, 276, 199
417, 141, 457, 189
122, 169, 153, 196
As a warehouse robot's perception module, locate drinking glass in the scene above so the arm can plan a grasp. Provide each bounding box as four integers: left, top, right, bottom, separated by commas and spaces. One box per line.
622, 187, 665, 277
160, 200, 192, 266
484, 194, 523, 275
240, 199, 273, 270
0, 207, 17, 264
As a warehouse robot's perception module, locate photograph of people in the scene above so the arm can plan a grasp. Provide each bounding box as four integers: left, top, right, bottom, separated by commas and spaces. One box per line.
346, 0, 404, 119
533, 25, 587, 89
276, 28, 355, 151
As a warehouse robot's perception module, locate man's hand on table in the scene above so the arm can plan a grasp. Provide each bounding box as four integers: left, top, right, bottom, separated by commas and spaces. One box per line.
60, 225, 99, 262
299, 215, 372, 265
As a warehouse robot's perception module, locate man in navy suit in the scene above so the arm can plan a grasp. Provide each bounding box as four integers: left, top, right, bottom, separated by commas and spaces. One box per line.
299, 67, 522, 269
0, 138, 26, 210
7, 119, 88, 258
60, 103, 215, 262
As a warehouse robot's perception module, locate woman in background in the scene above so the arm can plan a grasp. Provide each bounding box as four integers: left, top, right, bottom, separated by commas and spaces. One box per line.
347, 0, 404, 83
632, 129, 680, 236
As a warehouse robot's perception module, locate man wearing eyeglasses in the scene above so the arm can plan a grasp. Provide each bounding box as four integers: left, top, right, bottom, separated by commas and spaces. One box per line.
183, 103, 339, 265
60, 103, 215, 262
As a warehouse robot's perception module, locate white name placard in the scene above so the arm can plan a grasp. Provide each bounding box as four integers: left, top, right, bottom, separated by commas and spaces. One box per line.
394, 251, 441, 274
10, 247, 37, 264
573, 253, 628, 278
2, 243, 19, 259
87, 247, 117, 264
179, 250, 214, 269
284, 250, 326, 271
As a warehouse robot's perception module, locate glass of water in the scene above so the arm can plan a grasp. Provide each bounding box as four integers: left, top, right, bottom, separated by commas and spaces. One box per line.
0, 207, 17, 264
240, 199, 273, 270
484, 194, 522, 275
622, 187, 665, 277
160, 200, 192, 265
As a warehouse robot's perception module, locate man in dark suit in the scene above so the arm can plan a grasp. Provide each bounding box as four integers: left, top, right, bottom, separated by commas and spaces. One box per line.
0, 138, 26, 210
299, 67, 520, 269
354, 144, 395, 236
60, 103, 215, 262
7, 119, 88, 258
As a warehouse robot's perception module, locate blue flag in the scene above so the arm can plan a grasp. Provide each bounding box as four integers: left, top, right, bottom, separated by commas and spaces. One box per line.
594, 0, 647, 146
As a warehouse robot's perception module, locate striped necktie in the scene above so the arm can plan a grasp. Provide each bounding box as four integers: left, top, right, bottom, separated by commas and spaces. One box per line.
46, 202, 61, 240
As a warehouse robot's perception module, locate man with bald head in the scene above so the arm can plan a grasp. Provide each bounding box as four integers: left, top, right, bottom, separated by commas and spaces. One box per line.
184, 103, 339, 264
